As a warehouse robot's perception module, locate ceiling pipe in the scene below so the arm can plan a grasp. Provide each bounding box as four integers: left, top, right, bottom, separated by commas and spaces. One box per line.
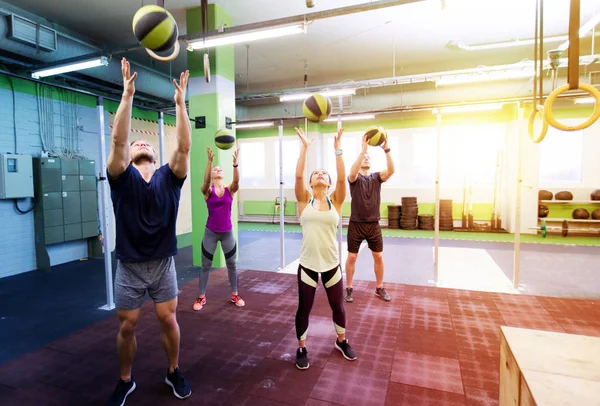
110, 0, 427, 55
234, 90, 593, 125
236, 54, 600, 101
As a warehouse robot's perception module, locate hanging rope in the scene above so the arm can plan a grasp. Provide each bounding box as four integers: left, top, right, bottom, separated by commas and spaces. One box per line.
202, 0, 210, 83
544, 0, 600, 131
528, 0, 549, 143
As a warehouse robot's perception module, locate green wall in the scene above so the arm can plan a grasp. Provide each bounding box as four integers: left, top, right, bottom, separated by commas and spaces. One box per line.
237, 104, 595, 139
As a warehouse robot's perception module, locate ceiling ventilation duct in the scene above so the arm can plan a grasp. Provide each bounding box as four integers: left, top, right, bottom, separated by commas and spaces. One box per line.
0, 6, 175, 104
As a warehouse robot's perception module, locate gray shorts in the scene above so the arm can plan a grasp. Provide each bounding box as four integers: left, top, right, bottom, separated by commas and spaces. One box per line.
114, 256, 179, 310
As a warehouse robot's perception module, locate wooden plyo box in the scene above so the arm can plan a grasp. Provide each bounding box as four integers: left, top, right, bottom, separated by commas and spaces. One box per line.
499, 326, 600, 405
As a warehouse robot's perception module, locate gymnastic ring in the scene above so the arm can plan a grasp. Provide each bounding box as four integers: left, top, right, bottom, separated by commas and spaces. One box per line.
544, 82, 600, 131
145, 40, 180, 62
528, 104, 549, 144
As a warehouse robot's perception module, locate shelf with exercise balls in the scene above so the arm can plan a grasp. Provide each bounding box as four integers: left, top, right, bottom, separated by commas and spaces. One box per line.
132, 5, 180, 62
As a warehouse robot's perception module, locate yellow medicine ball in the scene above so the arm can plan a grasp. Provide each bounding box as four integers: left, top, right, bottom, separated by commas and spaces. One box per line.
365, 126, 387, 147
214, 128, 236, 150
302, 93, 332, 123
132, 5, 178, 52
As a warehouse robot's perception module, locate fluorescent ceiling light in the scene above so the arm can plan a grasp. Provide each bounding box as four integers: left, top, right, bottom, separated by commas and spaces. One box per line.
279, 88, 356, 102
435, 103, 504, 114
574, 97, 596, 104
188, 23, 306, 50
451, 35, 568, 51
235, 121, 274, 129
436, 69, 534, 86
452, 13, 600, 52
31, 56, 109, 79
323, 114, 375, 122
557, 13, 600, 51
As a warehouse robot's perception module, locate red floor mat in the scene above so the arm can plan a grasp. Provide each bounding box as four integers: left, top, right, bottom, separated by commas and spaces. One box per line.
0, 269, 598, 405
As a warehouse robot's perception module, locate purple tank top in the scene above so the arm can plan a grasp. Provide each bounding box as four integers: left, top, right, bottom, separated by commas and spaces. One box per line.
206, 186, 233, 233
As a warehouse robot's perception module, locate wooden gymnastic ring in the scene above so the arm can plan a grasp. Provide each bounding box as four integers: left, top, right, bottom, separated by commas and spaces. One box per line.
145, 40, 180, 62
528, 104, 549, 143
544, 82, 600, 131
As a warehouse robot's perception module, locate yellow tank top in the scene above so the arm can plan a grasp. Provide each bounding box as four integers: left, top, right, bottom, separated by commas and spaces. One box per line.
299, 196, 340, 272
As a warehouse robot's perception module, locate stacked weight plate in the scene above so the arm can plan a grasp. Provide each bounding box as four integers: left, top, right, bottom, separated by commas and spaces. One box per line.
418, 215, 434, 230
387, 205, 401, 229
400, 197, 418, 230
439, 199, 454, 231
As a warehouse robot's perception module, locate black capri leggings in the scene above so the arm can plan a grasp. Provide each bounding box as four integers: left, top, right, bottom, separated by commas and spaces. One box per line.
295, 264, 346, 341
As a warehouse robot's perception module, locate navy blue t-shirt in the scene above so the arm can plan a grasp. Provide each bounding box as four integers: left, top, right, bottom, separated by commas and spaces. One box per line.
108, 163, 186, 262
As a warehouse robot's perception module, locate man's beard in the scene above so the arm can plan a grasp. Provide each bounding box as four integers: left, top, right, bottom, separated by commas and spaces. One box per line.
132, 151, 155, 165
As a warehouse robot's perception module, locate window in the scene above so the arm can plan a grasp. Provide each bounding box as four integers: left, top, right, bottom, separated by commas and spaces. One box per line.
440, 124, 505, 186
326, 135, 357, 185
412, 132, 437, 186
239, 141, 265, 187
273, 138, 300, 187
539, 127, 583, 185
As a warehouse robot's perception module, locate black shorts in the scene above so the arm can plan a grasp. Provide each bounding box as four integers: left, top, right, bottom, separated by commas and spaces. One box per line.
347, 221, 383, 254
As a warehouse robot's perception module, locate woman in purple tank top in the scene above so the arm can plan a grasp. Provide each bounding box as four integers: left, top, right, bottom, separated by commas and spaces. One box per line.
192, 145, 245, 311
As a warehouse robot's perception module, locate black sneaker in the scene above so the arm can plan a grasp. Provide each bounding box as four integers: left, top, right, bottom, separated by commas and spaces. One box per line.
335, 339, 357, 361
165, 367, 192, 399
375, 287, 391, 301
344, 288, 354, 303
295, 347, 309, 370
106, 378, 136, 406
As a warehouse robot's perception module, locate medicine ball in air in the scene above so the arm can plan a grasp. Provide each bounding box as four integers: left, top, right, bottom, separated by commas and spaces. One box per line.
302, 93, 332, 123
132, 5, 178, 53
365, 126, 387, 146
214, 129, 235, 150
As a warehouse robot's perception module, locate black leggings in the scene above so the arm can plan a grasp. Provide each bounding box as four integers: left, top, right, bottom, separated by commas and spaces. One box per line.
295, 264, 346, 341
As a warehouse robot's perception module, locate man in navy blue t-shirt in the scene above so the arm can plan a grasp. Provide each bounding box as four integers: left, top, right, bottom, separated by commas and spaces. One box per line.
106, 58, 192, 406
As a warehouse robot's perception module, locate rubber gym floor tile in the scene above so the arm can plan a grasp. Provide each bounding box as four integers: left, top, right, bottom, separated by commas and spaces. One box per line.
463, 387, 499, 406
248, 280, 295, 295
403, 295, 451, 314
0, 380, 88, 406
0, 347, 73, 388
43, 316, 118, 356
404, 285, 449, 298
457, 352, 500, 392
309, 363, 390, 406
327, 334, 396, 373
391, 351, 464, 395
225, 393, 290, 405
188, 349, 264, 380
300, 315, 346, 340
456, 332, 501, 360
304, 398, 346, 406
396, 327, 459, 359
384, 382, 466, 406
267, 328, 334, 369
400, 309, 454, 333
233, 358, 324, 405
558, 320, 600, 337
445, 288, 492, 301
448, 299, 503, 319
500, 313, 565, 333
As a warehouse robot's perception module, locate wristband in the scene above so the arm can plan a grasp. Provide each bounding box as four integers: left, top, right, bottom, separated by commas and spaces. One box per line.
335, 149, 343, 156
233, 164, 239, 167
384, 148, 391, 153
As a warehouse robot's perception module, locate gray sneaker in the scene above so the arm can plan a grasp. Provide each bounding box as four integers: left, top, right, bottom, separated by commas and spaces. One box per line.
344, 288, 354, 302
375, 287, 391, 301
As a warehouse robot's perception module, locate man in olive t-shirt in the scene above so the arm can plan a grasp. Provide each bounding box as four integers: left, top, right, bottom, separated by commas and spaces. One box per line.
345, 133, 395, 303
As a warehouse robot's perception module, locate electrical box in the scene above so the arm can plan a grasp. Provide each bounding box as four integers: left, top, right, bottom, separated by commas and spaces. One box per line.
0, 153, 34, 199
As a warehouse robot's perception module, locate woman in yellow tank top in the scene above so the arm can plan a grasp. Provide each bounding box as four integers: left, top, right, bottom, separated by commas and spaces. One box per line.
293, 126, 357, 370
